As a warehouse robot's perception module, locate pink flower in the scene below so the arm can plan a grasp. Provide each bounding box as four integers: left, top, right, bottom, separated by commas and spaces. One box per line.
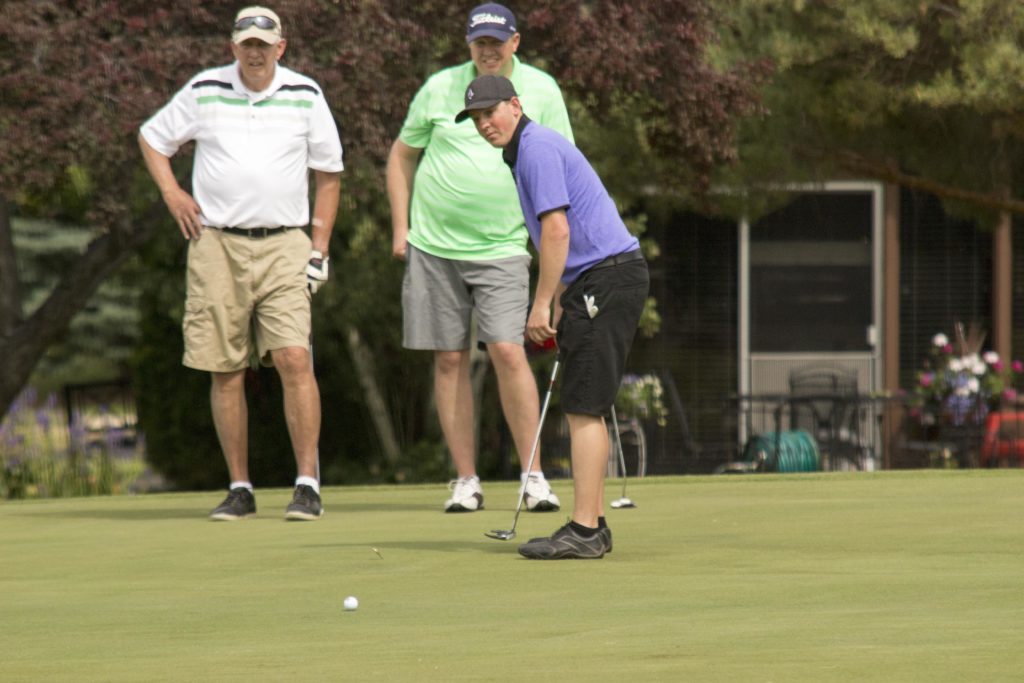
991, 360, 1004, 372
1003, 389, 1018, 402
1013, 360, 1024, 373
942, 344, 953, 354
919, 372, 934, 387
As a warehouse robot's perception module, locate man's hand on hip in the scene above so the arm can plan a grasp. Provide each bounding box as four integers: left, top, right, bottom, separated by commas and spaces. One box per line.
163, 188, 203, 240
306, 250, 329, 294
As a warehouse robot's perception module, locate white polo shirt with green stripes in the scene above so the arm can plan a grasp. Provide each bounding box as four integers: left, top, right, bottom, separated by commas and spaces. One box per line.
141, 62, 343, 229
399, 57, 573, 260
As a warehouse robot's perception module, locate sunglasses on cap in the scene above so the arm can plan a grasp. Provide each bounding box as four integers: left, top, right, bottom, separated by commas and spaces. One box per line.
234, 16, 277, 31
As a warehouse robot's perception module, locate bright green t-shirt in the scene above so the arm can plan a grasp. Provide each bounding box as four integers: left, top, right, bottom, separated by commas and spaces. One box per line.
399, 57, 573, 260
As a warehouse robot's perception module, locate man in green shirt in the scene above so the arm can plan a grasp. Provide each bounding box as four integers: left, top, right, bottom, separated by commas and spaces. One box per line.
387, 3, 572, 513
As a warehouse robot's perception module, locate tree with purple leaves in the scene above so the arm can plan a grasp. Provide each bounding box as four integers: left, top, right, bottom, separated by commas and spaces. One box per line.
0, 2, 765, 478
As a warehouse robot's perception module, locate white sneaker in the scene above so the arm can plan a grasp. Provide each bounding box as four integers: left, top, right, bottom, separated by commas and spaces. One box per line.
444, 476, 484, 513
521, 474, 561, 512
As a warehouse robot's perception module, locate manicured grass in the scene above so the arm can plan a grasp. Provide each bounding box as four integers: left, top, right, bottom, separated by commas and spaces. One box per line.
2, 471, 1022, 681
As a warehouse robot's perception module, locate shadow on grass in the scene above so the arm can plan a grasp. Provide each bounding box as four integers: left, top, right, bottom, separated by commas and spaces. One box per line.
6, 500, 436, 521
325, 502, 438, 513
303, 539, 521, 555
8, 507, 203, 521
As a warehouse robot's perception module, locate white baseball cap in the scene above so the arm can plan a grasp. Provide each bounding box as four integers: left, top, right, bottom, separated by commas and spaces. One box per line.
232, 6, 282, 45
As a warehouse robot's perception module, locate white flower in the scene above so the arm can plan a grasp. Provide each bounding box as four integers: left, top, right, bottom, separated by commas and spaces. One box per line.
948, 358, 964, 372
983, 351, 1000, 365
971, 362, 987, 376
617, 373, 668, 426
932, 333, 949, 347
967, 377, 980, 393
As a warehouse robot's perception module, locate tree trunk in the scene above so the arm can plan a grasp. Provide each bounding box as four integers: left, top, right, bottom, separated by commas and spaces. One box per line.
0, 211, 161, 418
343, 323, 402, 467
0, 196, 22, 338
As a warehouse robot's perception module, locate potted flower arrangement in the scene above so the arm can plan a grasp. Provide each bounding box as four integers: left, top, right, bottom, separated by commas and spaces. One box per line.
909, 327, 1021, 427
615, 373, 669, 427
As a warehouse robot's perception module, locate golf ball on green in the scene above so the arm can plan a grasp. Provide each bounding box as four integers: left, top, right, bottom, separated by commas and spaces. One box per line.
344, 596, 359, 611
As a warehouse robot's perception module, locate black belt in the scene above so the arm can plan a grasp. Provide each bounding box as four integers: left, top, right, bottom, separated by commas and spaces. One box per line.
588, 248, 644, 271
215, 226, 299, 239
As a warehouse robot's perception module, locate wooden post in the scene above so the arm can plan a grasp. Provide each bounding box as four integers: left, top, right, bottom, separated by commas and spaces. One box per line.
882, 184, 901, 469
992, 209, 1012, 362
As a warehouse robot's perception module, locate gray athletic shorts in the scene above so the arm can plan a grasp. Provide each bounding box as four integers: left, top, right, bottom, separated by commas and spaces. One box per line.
402, 245, 531, 351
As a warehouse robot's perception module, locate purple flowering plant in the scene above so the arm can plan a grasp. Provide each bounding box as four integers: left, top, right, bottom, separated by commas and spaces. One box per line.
1, 388, 146, 499
909, 331, 1022, 427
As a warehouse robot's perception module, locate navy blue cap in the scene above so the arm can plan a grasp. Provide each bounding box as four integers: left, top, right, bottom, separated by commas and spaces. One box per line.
466, 3, 517, 43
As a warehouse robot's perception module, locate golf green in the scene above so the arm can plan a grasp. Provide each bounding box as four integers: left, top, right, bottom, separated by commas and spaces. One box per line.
2, 471, 1022, 681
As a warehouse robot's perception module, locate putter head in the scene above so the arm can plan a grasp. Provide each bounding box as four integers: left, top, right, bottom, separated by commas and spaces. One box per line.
610, 497, 637, 509
484, 529, 516, 541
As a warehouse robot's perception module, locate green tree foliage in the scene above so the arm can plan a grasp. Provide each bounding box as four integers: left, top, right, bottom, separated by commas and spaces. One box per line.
2, 1, 764, 485
13, 218, 140, 392
720, 0, 1024, 221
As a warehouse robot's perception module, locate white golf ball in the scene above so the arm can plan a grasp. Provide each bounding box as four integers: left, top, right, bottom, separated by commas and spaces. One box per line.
343, 596, 359, 611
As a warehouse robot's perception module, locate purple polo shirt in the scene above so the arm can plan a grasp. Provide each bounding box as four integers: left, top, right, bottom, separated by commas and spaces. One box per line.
504, 119, 639, 284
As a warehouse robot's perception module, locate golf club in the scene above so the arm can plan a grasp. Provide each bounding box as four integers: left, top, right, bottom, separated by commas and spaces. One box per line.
310, 340, 320, 483
485, 357, 560, 540
609, 405, 637, 509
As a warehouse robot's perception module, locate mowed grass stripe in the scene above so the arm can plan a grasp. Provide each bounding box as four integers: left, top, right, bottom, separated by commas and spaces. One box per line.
1, 472, 1021, 682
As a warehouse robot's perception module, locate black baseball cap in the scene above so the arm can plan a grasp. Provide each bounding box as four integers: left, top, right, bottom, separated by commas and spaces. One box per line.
454, 75, 518, 122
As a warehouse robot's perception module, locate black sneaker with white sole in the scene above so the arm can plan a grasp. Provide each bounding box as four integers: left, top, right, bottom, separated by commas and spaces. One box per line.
285, 484, 323, 521
209, 487, 256, 521
518, 522, 607, 559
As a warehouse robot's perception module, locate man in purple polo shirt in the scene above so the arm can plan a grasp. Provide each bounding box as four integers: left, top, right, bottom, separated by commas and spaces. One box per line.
456, 75, 650, 559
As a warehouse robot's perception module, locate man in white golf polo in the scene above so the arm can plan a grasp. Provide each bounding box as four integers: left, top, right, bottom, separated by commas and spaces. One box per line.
138, 6, 343, 521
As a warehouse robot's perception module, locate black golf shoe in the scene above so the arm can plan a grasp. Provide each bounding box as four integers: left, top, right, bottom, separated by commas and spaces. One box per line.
529, 524, 612, 553
518, 522, 607, 559
285, 484, 323, 521
600, 525, 613, 554
209, 487, 256, 521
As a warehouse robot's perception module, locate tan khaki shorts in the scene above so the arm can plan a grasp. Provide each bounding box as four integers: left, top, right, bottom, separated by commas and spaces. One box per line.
182, 228, 312, 372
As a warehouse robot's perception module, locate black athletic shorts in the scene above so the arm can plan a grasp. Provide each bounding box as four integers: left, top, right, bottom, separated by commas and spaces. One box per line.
556, 251, 649, 417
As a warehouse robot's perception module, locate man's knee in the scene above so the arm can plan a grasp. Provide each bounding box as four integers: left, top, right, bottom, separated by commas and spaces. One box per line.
486, 341, 527, 371
434, 349, 467, 377
271, 346, 311, 378
211, 369, 245, 393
